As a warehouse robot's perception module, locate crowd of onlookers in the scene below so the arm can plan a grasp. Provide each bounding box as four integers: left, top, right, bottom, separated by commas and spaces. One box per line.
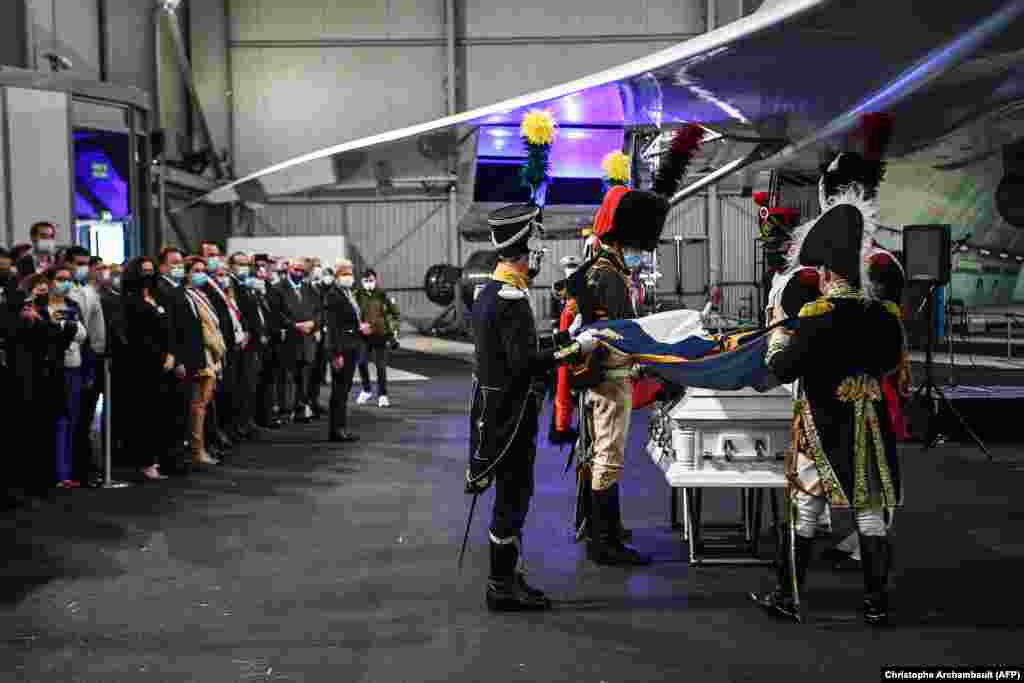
0, 221, 401, 499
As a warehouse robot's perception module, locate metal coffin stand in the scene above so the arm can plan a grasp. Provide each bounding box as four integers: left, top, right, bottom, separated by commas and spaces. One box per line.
648, 385, 794, 565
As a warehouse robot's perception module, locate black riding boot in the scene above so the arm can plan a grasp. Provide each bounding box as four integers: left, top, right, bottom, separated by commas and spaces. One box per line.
749, 532, 813, 623
859, 534, 890, 625
607, 483, 633, 542
486, 539, 550, 612
587, 487, 650, 566
512, 536, 551, 606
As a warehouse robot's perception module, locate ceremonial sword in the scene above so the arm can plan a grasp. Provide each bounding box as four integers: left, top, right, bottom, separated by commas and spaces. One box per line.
458, 492, 479, 571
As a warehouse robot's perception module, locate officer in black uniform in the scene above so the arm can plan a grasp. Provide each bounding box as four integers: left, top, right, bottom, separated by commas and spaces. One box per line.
465, 203, 598, 612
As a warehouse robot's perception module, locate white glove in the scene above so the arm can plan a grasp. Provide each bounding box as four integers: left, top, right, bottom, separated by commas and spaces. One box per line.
576, 329, 600, 353
568, 313, 583, 337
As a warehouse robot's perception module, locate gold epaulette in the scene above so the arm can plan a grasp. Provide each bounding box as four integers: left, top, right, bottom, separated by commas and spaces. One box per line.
798, 298, 834, 318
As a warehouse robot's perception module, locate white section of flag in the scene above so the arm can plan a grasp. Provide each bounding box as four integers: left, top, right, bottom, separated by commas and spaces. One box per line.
630, 309, 707, 345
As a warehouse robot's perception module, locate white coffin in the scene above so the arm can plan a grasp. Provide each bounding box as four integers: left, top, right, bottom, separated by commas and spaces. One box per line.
647, 385, 795, 487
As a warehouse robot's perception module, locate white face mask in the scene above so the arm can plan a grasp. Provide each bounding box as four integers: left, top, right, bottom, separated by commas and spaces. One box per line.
321, 276, 335, 287
35, 239, 56, 254
338, 275, 354, 288
362, 280, 376, 290
312, 267, 323, 279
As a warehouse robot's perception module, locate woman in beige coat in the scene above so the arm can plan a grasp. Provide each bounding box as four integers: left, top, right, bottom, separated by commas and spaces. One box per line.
183, 257, 226, 465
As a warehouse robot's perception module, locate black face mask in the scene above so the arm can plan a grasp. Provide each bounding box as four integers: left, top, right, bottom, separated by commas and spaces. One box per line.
34, 294, 48, 307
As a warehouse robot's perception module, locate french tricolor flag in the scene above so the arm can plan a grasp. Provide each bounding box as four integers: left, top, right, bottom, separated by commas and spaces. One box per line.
586, 309, 781, 392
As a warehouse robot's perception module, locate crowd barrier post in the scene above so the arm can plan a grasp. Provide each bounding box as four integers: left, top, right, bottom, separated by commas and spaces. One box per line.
102, 356, 131, 489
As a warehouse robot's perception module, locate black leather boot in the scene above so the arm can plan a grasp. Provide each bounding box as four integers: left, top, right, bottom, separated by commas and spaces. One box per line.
607, 483, 633, 542
486, 539, 550, 612
513, 536, 551, 607
587, 487, 650, 566
859, 534, 890, 626
749, 532, 812, 623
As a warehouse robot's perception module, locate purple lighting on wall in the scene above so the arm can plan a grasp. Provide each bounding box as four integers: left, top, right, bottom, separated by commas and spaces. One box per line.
478, 126, 625, 179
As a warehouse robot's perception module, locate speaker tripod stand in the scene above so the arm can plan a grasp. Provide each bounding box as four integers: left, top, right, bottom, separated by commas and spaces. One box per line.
915, 281, 991, 461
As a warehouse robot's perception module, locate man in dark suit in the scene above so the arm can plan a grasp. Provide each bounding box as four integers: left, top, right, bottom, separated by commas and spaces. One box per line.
324, 258, 365, 442
153, 247, 207, 468
229, 251, 267, 435
250, 259, 282, 429
275, 258, 321, 423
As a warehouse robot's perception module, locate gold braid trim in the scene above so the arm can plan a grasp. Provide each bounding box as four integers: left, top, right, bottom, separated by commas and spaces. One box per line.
795, 399, 850, 507
836, 375, 898, 511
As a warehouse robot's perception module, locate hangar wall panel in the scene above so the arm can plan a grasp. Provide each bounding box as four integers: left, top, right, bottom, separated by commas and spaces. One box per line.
230, 0, 443, 41
463, 0, 704, 38
25, 0, 101, 80
245, 201, 450, 321
191, 0, 233, 160
464, 40, 679, 110
719, 196, 760, 323
231, 46, 446, 176
104, 0, 157, 95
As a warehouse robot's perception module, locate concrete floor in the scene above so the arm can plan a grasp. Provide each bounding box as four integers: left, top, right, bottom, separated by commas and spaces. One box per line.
2, 352, 1023, 682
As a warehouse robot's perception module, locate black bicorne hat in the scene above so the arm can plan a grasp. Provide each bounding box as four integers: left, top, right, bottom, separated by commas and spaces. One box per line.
797, 204, 865, 286
487, 204, 539, 258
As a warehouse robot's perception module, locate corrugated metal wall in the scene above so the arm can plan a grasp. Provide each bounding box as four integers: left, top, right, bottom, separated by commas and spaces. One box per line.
241, 201, 450, 322
657, 196, 709, 310
719, 196, 761, 323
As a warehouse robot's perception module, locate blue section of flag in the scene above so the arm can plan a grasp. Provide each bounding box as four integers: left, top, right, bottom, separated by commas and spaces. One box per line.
588, 319, 721, 359
589, 319, 781, 392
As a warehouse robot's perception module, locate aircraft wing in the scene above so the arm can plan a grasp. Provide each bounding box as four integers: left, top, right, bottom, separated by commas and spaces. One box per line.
194, 0, 1024, 206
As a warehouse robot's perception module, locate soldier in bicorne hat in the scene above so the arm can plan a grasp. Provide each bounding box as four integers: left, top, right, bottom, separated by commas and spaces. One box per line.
751, 113, 904, 626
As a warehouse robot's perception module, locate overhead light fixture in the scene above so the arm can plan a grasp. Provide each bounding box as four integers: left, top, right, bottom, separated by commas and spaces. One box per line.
565, 130, 588, 140
1017, 256, 1023, 262
488, 128, 513, 137
960, 245, 969, 252
1001, 252, 1010, 258
980, 249, 992, 256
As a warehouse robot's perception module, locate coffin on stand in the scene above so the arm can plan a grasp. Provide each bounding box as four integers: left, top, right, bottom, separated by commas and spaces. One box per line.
647, 384, 794, 565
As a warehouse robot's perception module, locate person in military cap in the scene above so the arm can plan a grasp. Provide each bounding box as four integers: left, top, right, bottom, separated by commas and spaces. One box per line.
751, 113, 903, 626
465, 203, 599, 612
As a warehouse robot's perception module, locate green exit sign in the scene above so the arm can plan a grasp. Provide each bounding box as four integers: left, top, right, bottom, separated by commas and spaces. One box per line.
91, 162, 109, 179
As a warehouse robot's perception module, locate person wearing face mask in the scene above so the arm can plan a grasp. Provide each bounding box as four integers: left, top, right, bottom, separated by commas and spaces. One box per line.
218, 252, 260, 440
301, 264, 332, 421
182, 257, 228, 466
267, 258, 292, 422
197, 248, 245, 447
120, 258, 174, 479
42, 266, 88, 488
153, 246, 208, 470
324, 258, 364, 443
248, 265, 282, 430
29, 222, 58, 273
8, 273, 75, 495
276, 258, 321, 423
61, 247, 107, 487
230, 252, 269, 436
354, 269, 400, 408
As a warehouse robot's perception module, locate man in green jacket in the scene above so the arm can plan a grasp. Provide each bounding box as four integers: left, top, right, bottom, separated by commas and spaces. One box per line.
355, 269, 400, 407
